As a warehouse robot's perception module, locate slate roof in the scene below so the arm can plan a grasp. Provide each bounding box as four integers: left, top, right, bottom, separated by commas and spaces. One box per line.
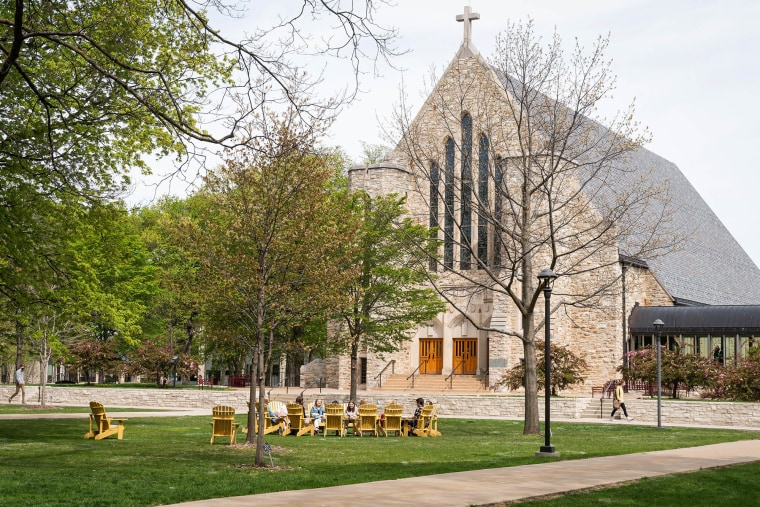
618, 146, 760, 305
489, 65, 760, 306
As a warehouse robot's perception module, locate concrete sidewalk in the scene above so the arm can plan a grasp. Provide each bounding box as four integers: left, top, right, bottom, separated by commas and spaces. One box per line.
167, 439, 760, 507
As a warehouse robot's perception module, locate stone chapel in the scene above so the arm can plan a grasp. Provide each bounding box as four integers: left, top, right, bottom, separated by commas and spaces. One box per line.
312, 7, 760, 394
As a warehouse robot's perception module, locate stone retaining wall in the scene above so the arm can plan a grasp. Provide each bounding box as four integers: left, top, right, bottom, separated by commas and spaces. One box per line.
4, 385, 759, 429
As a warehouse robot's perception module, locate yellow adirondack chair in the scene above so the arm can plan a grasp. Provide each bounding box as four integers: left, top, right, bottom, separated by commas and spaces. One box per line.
356, 404, 379, 437
411, 405, 434, 437
323, 403, 345, 437
379, 404, 403, 437
209, 405, 240, 445
84, 401, 127, 440
428, 405, 442, 437
242, 401, 286, 436
284, 403, 314, 436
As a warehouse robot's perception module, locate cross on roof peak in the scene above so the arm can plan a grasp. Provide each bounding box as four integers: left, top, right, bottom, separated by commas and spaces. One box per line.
456, 5, 480, 47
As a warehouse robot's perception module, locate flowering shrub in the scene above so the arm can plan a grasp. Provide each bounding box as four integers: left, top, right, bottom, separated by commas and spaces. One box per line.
499, 341, 588, 394
619, 346, 718, 398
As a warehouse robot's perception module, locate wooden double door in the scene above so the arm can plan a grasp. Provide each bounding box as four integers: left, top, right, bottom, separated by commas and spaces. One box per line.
453, 338, 477, 374
419, 338, 477, 375
419, 338, 443, 374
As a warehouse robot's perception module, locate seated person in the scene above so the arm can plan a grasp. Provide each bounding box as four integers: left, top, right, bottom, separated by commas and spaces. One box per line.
263, 397, 287, 426
344, 400, 358, 430
310, 398, 326, 431
408, 397, 425, 434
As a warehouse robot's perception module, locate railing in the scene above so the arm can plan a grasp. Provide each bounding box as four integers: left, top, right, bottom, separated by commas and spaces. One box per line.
406, 359, 428, 389
374, 360, 396, 388
445, 357, 467, 390
300, 377, 323, 398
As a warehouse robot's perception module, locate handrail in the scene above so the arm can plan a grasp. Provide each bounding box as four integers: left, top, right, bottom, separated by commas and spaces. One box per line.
374, 360, 396, 388
445, 357, 468, 389
299, 377, 323, 398
406, 359, 429, 389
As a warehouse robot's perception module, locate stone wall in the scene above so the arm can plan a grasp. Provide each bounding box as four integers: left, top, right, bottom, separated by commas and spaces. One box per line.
8, 386, 760, 429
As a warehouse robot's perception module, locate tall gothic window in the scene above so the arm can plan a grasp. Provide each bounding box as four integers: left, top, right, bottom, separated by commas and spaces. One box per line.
477, 134, 489, 268
494, 156, 504, 267
460, 113, 473, 270
429, 161, 439, 272
444, 138, 455, 269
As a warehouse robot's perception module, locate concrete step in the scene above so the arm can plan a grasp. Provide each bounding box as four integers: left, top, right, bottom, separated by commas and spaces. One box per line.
375, 374, 488, 392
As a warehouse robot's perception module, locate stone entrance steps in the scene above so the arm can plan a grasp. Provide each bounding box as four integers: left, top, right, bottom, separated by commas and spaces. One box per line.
375, 374, 488, 393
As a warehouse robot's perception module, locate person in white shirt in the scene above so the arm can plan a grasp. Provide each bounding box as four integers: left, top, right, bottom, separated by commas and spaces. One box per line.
8, 364, 25, 404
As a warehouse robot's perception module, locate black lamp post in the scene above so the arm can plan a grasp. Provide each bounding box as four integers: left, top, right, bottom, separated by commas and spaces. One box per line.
170, 355, 179, 388
537, 268, 558, 456
652, 319, 664, 429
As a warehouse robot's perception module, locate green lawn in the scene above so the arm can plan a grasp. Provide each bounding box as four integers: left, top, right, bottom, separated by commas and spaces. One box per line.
0, 415, 757, 506
509, 461, 760, 505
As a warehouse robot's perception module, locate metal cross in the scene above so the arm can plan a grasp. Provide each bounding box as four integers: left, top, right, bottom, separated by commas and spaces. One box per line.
456, 6, 480, 46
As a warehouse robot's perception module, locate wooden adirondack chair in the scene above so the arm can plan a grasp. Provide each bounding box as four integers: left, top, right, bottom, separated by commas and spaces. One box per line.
356, 404, 379, 437
323, 403, 345, 437
411, 405, 434, 437
209, 405, 240, 445
379, 404, 403, 437
84, 401, 127, 440
284, 403, 314, 436
242, 401, 286, 436
428, 405, 442, 437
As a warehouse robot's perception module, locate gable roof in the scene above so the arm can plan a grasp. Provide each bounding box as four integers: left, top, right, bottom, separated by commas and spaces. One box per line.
485, 62, 760, 306
617, 145, 760, 305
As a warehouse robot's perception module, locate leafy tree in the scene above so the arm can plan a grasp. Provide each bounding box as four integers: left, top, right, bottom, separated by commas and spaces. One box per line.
388, 19, 677, 434
0, 1, 400, 365
179, 109, 358, 465
333, 192, 445, 401
620, 347, 718, 398
499, 341, 588, 394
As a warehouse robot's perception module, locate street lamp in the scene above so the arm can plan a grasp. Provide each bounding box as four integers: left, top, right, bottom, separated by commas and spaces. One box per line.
536, 268, 558, 457
170, 355, 179, 388
652, 319, 664, 429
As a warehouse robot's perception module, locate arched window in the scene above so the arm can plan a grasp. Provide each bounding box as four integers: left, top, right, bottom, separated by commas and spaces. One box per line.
477, 134, 489, 267
429, 161, 439, 272
444, 138, 455, 269
494, 156, 504, 267
460, 113, 473, 269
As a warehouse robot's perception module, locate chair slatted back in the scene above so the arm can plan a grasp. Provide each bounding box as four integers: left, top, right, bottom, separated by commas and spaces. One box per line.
89, 401, 111, 432
357, 404, 379, 437
210, 405, 238, 444
323, 403, 345, 436
382, 404, 403, 436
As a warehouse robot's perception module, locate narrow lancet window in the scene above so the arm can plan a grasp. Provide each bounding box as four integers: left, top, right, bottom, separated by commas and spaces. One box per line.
477, 134, 489, 268
444, 138, 455, 269
460, 113, 473, 269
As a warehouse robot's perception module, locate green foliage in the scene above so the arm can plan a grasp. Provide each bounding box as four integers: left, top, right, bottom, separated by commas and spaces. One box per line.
332, 192, 445, 398
620, 347, 719, 399
710, 347, 760, 401
499, 341, 588, 394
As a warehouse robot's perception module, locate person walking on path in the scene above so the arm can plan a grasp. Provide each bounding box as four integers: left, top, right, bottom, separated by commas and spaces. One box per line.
8, 364, 25, 404
610, 379, 633, 421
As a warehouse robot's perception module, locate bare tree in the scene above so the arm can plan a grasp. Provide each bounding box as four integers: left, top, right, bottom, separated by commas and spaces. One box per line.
386, 20, 678, 434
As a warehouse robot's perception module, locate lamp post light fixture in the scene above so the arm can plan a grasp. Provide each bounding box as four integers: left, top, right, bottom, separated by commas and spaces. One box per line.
536, 268, 559, 457
652, 319, 664, 429
170, 355, 179, 388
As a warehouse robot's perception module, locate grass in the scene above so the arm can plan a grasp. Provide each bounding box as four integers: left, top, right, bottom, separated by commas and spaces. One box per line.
508, 461, 760, 505
0, 415, 757, 506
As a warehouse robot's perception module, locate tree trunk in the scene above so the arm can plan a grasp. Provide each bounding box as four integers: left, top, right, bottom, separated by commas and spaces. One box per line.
350, 338, 359, 402
522, 315, 540, 434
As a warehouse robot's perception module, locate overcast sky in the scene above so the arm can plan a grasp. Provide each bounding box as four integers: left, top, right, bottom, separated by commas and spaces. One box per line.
132, 1, 760, 268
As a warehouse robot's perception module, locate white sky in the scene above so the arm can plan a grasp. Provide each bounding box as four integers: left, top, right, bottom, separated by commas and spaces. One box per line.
131, 0, 760, 268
